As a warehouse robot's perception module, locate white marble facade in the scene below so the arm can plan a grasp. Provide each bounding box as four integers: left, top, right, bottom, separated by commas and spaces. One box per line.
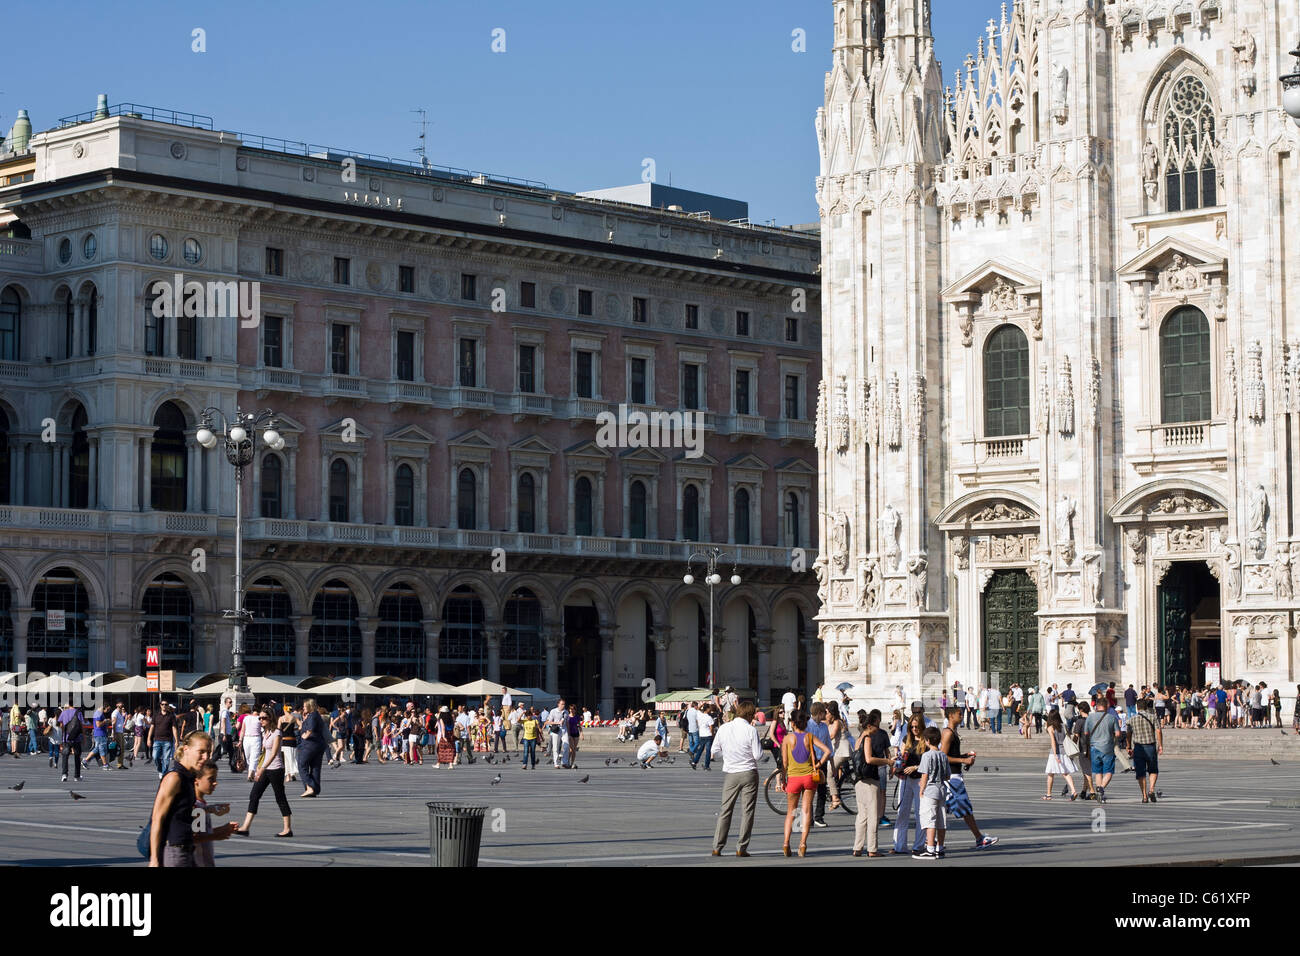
815, 0, 1300, 710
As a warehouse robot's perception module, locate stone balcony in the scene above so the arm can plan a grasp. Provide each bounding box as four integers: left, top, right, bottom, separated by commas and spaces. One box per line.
954, 433, 1041, 488
1131, 420, 1228, 475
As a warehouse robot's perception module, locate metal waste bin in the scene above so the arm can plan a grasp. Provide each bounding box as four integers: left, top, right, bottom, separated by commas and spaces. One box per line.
427, 802, 488, 867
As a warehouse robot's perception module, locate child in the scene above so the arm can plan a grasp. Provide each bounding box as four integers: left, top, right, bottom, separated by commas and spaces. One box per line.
914, 726, 950, 860
192, 760, 235, 867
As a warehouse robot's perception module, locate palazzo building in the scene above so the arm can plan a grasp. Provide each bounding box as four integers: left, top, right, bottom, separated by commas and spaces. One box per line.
0, 100, 822, 712
815, 0, 1300, 706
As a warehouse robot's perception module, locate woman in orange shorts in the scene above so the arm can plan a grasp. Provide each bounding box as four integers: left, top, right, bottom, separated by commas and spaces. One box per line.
781, 710, 832, 857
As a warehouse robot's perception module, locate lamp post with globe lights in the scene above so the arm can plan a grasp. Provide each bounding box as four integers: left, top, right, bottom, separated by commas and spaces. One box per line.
196, 407, 284, 698
1282, 41, 1300, 125
682, 547, 742, 691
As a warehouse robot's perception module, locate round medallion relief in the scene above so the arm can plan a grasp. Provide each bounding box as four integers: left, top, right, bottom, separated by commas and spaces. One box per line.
366, 261, 384, 290
429, 272, 447, 298
549, 286, 568, 312
657, 301, 675, 328
169, 141, 187, 160
605, 293, 621, 320
300, 253, 321, 281
709, 307, 725, 332
73, 142, 85, 159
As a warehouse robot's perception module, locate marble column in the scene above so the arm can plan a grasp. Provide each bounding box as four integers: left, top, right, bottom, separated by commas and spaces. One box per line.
599, 624, 617, 716
88, 437, 98, 509
285, 449, 297, 520
140, 437, 152, 511
542, 625, 561, 695
358, 616, 376, 676
293, 614, 313, 675
85, 618, 104, 673
755, 626, 774, 707
423, 619, 441, 681
485, 626, 502, 683
12, 607, 32, 673
802, 637, 822, 693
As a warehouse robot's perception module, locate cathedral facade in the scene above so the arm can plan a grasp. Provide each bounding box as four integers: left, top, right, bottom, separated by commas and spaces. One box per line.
815, 0, 1300, 708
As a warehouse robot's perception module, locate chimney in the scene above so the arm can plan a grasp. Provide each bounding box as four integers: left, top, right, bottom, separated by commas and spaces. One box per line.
93, 94, 109, 120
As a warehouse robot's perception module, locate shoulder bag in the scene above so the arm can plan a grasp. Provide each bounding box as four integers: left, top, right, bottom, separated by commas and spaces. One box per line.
1062, 727, 1080, 758
806, 733, 823, 784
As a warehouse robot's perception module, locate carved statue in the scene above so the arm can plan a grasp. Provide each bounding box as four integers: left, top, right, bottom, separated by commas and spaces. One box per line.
908, 555, 928, 610
813, 556, 830, 605
1232, 29, 1257, 96
924, 643, 942, 676
1056, 494, 1077, 547
1052, 63, 1069, 124
1248, 485, 1268, 559
1126, 528, 1147, 562
1083, 551, 1103, 607
1223, 543, 1242, 601
1060, 642, 1085, 672
831, 511, 850, 572
1162, 254, 1200, 292
879, 504, 901, 570
1275, 551, 1294, 601
857, 556, 880, 611
1056, 356, 1075, 436
951, 536, 970, 571
1141, 138, 1160, 185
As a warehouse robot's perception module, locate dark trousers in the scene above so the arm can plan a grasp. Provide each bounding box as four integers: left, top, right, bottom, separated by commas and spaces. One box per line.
61, 738, 83, 777
247, 766, 292, 817
814, 773, 829, 822
298, 745, 324, 794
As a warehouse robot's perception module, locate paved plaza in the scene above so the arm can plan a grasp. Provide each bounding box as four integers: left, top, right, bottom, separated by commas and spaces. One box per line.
1, 748, 1298, 866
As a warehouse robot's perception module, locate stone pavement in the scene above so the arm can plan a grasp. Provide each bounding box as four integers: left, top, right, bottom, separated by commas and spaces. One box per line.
1, 748, 1298, 866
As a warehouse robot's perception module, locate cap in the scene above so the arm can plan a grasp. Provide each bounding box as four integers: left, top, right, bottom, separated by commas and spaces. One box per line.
910, 701, 924, 712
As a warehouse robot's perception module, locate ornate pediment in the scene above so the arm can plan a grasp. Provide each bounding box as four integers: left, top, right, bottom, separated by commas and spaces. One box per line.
1118, 236, 1226, 298
972, 502, 1035, 522
941, 259, 1043, 345
1146, 493, 1216, 517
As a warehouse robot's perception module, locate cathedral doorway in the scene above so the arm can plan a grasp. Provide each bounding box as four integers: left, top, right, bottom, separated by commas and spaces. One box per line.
982, 569, 1039, 690
1157, 561, 1220, 689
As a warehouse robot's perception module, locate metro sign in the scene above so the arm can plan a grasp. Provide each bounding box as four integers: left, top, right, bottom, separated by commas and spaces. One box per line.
146, 672, 159, 692
145, 646, 161, 669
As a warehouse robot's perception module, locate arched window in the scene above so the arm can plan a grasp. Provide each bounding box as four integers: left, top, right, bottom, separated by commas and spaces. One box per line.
244, 577, 294, 675
0, 287, 20, 361
309, 580, 361, 677
441, 584, 485, 685
1162, 73, 1218, 212
69, 406, 89, 509
1160, 307, 1211, 423
151, 402, 187, 512
63, 292, 75, 359
394, 464, 415, 526
785, 491, 801, 548
377, 583, 424, 678
682, 483, 700, 541
177, 309, 198, 360
984, 324, 1030, 437
261, 455, 282, 518
141, 572, 193, 671
629, 480, 647, 539
734, 487, 751, 545
517, 472, 536, 533
28, 568, 90, 673
0, 409, 9, 505
328, 459, 349, 522
503, 588, 543, 689
457, 468, 477, 530
574, 476, 593, 536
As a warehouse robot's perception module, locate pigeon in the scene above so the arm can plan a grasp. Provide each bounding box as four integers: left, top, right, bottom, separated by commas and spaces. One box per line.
70, 791, 87, 800
983, 766, 988, 772
579, 774, 590, 783
1271, 758, 1280, 766
8, 781, 23, 791
605, 758, 611, 766
1282, 730, 1288, 736
491, 774, 502, 785
485, 754, 495, 764
994, 767, 999, 772
611, 758, 619, 764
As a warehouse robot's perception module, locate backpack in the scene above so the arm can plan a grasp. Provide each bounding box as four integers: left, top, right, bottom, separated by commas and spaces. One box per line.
65, 710, 83, 741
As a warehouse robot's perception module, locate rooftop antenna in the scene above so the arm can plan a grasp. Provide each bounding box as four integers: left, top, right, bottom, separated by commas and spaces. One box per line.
411, 107, 430, 168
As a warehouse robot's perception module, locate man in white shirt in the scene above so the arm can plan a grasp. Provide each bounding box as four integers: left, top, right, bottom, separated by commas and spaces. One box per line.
710, 699, 763, 856
691, 706, 716, 770
636, 735, 662, 768
781, 690, 797, 717
547, 700, 567, 768
685, 702, 701, 757
500, 687, 512, 713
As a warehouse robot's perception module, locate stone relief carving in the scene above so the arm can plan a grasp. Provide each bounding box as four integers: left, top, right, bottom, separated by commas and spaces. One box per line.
885, 372, 902, 449
1225, 346, 1238, 421
1245, 563, 1271, 594
833, 376, 850, 453
830, 580, 854, 604
1085, 357, 1101, 429
907, 555, 928, 610
886, 645, 911, 673
1037, 362, 1051, 433
977, 567, 996, 592
830, 511, 850, 572
1056, 494, 1077, 563
975, 533, 1038, 564
1210, 281, 1226, 321
833, 644, 859, 673
1056, 356, 1074, 436
1247, 637, 1278, 671
878, 504, 901, 571
1245, 341, 1265, 424
1149, 494, 1214, 516
1134, 283, 1149, 329
1159, 254, 1200, 295
982, 277, 1024, 314
1126, 529, 1147, 562
959, 308, 974, 347
972, 502, 1034, 522
1222, 542, 1242, 601
1232, 29, 1257, 97
1153, 560, 1173, 584
1167, 525, 1207, 552
910, 373, 927, 444
951, 536, 969, 571
923, 643, 942, 676
1055, 572, 1081, 599
1059, 642, 1086, 672
815, 380, 827, 450
1248, 485, 1268, 559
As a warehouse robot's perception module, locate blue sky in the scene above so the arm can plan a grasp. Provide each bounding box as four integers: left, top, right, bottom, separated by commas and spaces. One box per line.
6, 0, 993, 226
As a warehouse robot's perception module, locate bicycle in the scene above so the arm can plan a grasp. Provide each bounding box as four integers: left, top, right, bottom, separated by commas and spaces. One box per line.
762, 756, 857, 816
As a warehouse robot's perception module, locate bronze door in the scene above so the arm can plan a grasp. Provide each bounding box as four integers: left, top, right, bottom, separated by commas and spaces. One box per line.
982, 569, 1039, 690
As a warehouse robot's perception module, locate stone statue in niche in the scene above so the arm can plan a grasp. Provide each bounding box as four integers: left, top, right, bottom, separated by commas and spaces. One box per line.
1082, 551, 1103, 607
1056, 494, 1077, 561
1275, 550, 1294, 601
831, 511, 850, 572
813, 556, 830, 605
1142, 139, 1160, 199
1248, 485, 1268, 559
924, 643, 942, 676
907, 555, 928, 610
1232, 30, 1257, 96
951, 536, 969, 571
1052, 63, 1069, 124
879, 504, 901, 571
1222, 543, 1242, 600
857, 556, 880, 611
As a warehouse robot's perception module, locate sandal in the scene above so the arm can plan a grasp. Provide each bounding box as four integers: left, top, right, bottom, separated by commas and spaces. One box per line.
782, 844, 791, 857
1069, 793, 1078, 801
1041, 795, 1053, 800
798, 843, 807, 857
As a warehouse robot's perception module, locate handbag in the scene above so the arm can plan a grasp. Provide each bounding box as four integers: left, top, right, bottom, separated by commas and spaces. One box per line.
1062, 732, 1080, 758
805, 733, 823, 784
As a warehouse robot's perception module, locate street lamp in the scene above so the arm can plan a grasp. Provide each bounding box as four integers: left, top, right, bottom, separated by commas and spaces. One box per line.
1282, 40, 1300, 125
683, 547, 742, 691
196, 407, 283, 697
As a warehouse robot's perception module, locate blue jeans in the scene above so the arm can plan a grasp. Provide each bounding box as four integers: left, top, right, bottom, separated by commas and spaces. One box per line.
522, 738, 537, 767
688, 731, 700, 755
691, 735, 713, 769
990, 709, 1002, 734
26, 732, 38, 754
152, 740, 174, 775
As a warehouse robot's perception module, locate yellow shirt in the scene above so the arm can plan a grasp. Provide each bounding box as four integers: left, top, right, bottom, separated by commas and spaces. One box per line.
522, 718, 540, 741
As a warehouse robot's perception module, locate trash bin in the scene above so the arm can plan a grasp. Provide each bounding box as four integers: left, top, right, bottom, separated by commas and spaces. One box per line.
426, 802, 488, 867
